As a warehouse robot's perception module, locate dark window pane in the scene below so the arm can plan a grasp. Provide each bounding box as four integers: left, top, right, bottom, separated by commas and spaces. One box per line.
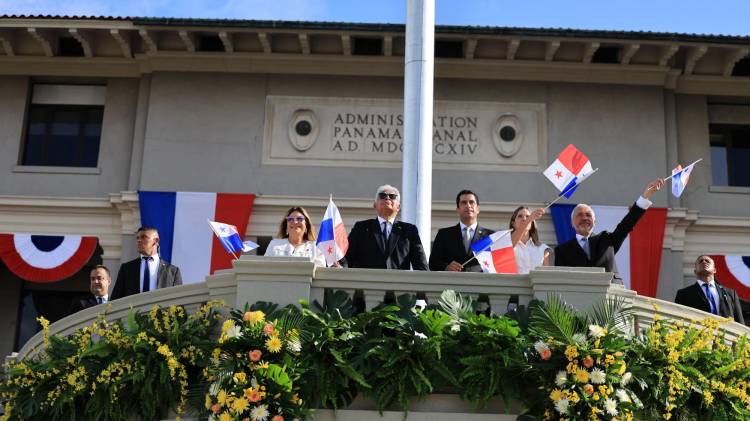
710, 146, 728, 186
21, 103, 103, 168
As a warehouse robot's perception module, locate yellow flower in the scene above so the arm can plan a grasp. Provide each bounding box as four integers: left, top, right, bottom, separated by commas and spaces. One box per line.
266, 336, 283, 353
703, 390, 714, 405
205, 394, 213, 409
565, 345, 579, 361
219, 413, 232, 421
575, 368, 590, 383
232, 397, 250, 414
234, 372, 247, 384
549, 389, 565, 402
221, 320, 235, 335
592, 392, 600, 401
217, 389, 228, 405
243, 310, 265, 325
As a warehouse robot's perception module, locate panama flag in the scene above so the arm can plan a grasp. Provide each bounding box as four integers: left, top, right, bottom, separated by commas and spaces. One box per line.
671, 161, 696, 198
711, 255, 750, 301
208, 220, 259, 256
139, 191, 255, 284
543, 144, 594, 198
316, 197, 348, 266
470, 229, 518, 274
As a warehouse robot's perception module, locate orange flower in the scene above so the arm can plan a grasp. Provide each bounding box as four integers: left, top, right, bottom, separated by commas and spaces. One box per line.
263, 323, 276, 336
583, 356, 594, 368
540, 348, 552, 360
246, 388, 262, 403
583, 384, 594, 396
272, 416, 284, 421
249, 349, 262, 362
211, 403, 222, 414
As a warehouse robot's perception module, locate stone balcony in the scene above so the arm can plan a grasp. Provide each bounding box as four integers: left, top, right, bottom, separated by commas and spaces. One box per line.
9, 256, 750, 420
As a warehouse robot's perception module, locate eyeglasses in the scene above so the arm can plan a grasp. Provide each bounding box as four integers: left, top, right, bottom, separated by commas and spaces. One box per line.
378, 192, 399, 200
286, 216, 306, 223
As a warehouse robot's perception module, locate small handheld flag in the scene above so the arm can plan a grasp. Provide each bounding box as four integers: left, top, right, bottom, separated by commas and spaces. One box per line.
469, 229, 518, 274
543, 144, 594, 199
316, 196, 349, 266
670, 159, 700, 198
207, 220, 258, 258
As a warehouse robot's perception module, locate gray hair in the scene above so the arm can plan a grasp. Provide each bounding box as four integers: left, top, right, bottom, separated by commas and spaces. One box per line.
375, 184, 400, 201
571, 203, 595, 224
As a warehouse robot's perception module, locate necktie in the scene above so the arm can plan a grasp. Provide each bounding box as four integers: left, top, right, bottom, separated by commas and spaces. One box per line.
463, 227, 472, 252
581, 237, 590, 259
703, 283, 718, 315
381, 221, 389, 242
96, 297, 103, 305
142, 256, 153, 293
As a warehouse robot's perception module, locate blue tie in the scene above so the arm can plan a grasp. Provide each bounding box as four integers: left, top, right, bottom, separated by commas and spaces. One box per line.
703, 283, 717, 315
142, 256, 152, 293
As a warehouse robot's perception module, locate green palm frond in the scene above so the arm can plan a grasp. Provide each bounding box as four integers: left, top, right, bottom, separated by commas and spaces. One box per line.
438, 290, 474, 320
588, 295, 633, 334
528, 294, 583, 342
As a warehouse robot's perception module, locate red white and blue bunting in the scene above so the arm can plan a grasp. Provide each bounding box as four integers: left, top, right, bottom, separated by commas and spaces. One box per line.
711, 254, 750, 301
0, 234, 98, 282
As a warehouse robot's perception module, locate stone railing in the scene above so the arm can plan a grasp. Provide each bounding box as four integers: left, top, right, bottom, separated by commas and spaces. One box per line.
14, 255, 749, 363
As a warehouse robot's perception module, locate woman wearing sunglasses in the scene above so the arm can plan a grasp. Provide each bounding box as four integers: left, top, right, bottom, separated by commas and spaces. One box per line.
264, 206, 326, 267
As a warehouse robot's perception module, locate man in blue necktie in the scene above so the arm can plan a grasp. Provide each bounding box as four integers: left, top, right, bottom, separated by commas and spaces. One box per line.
111, 227, 182, 300
675, 255, 745, 324
69, 265, 111, 314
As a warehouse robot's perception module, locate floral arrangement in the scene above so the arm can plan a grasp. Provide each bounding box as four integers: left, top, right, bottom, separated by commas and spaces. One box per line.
629, 313, 750, 420
203, 307, 307, 421
0, 301, 222, 421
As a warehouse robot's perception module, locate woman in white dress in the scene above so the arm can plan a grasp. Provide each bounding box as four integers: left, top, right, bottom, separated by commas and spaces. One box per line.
509, 206, 550, 274
264, 206, 327, 267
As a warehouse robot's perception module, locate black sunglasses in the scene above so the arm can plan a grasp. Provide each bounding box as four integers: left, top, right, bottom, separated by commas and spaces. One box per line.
378, 192, 399, 200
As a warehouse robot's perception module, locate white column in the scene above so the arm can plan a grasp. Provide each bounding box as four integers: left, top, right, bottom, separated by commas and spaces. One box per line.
402, 0, 435, 256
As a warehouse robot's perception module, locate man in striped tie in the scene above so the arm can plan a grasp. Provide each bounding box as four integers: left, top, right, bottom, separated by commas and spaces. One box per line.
675, 255, 745, 324
69, 265, 111, 314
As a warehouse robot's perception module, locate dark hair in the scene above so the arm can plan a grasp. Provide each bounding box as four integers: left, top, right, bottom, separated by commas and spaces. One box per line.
277, 206, 316, 241
90, 264, 111, 278
509, 206, 541, 246
455, 190, 479, 208
137, 226, 159, 237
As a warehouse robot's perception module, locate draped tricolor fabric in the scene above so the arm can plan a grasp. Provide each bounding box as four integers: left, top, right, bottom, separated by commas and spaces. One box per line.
550, 204, 667, 296
0, 234, 98, 282
711, 255, 750, 301
138, 191, 255, 284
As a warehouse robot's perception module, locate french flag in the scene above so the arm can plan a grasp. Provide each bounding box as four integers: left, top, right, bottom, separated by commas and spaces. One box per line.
316, 197, 348, 266
543, 144, 594, 198
138, 191, 255, 284
470, 229, 518, 274
711, 255, 750, 301
671, 161, 696, 198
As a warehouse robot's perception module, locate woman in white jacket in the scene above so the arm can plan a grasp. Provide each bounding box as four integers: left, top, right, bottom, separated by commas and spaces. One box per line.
264, 206, 326, 267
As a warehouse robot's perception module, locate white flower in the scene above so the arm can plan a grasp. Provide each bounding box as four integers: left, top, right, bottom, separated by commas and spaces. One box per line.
414, 332, 427, 339
572, 333, 587, 344
209, 381, 220, 395
590, 367, 606, 384
616, 389, 631, 403
251, 404, 270, 421
225, 325, 243, 339
620, 372, 632, 386
250, 377, 259, 388
450, 324, 460, 333
588, 324, 607, 338
534, 340, 549, 354
554, 398, 569, 414
555, 371, 568, 387
287, 339, 302, 353
604, 398, 619, 416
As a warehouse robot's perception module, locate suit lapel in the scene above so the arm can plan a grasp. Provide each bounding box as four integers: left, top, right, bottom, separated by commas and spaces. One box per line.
156, 260, 168, 288
371, 219, 386, 255
385, 222, 402, 257
691, 283, 711, 310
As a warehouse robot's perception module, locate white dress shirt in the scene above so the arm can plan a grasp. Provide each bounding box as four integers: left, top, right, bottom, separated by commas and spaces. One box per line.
139, 254, 160, 293
697, 279, 720, 312
264, 238, 327, 267
514, 239, 550, 274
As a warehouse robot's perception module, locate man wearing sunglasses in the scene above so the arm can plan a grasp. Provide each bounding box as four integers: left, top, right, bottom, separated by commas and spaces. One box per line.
344, 184, 428, 271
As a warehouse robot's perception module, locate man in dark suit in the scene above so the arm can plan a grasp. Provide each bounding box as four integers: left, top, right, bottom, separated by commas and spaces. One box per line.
345, 184, 428, 270
111, 226, 182, 300
430, 189, 493, 272
675, 255, 745, 324
70, 265, 112, 313
554, 179, 663, 284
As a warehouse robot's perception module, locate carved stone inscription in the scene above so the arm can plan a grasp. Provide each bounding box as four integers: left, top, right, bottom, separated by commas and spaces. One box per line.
262, 96, 546, 171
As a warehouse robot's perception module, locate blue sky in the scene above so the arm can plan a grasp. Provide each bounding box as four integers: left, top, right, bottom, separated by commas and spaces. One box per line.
1, 0, 749, 36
